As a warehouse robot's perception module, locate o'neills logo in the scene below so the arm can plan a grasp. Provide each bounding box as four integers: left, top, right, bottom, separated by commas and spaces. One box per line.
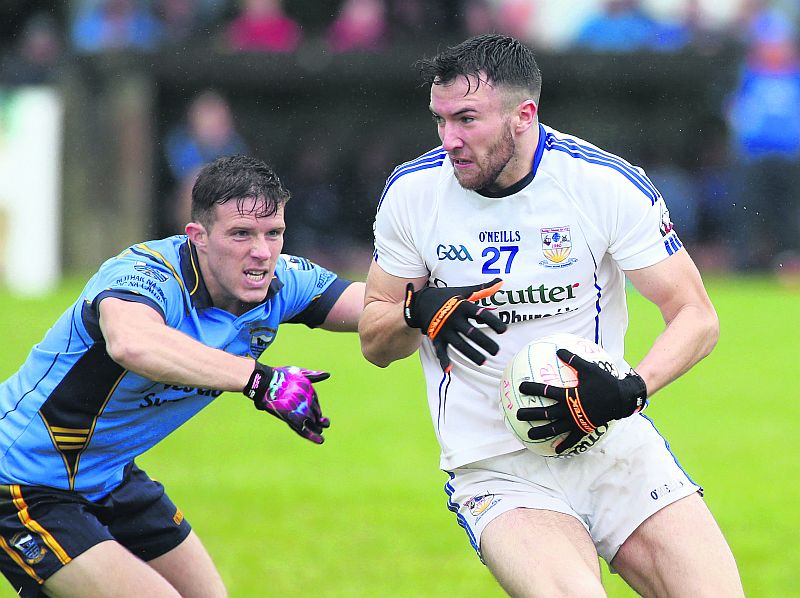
475, 282, 579, 308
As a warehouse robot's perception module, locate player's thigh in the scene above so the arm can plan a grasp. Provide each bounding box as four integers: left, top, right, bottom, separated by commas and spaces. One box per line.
482, 508, 605, 598
43, 540, 179, 598
611, 493, 744, 598
147, 530, 227, 598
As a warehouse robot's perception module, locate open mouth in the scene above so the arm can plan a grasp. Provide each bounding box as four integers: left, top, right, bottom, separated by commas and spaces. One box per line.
244, 270, 266, 282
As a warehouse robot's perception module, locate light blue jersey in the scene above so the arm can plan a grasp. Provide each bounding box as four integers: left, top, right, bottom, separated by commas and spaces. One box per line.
0, 236, 350, 501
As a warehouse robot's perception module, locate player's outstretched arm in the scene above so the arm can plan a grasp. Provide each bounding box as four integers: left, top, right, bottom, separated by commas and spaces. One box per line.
100, 297, 256, 391
100, 297, 331, 443
624, 249, 719, 396
320, 281, 366, 332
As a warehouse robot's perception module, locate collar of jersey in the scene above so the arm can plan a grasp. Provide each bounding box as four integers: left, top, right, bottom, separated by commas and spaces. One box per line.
179, 238, 283, 310
476, 122, 546, 199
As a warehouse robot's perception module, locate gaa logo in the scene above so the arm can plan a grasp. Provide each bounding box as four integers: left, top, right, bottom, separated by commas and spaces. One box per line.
436, 244, 473, 261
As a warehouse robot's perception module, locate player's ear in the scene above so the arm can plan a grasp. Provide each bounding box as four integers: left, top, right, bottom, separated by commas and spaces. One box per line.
515, 99, 537, 133
185, 221, 208, 248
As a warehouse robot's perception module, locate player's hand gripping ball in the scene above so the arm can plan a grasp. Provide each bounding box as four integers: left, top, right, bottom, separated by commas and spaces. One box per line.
498, 333, 628, 457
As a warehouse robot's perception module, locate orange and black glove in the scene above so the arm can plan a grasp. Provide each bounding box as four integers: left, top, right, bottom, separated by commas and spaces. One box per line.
516, 349, 647, 454
403, 278, 506, 372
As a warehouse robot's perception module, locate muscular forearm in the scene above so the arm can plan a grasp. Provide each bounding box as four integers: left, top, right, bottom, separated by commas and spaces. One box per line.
359, 300, 421, 368
106, 318, 256, 391
100, 299, 255, 391
634, 302, 719, 397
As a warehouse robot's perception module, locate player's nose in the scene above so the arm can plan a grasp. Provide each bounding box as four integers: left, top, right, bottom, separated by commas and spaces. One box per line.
440, 124, 463, 152
251, 237, 273, 260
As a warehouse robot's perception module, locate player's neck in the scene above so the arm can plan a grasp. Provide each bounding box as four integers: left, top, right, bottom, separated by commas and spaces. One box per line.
479, 125, 539, 196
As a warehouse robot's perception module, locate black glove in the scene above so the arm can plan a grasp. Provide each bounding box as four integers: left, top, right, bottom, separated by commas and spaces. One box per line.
516, 349, 647, 454
244, 363, 331, 444
403, 278, 507, 371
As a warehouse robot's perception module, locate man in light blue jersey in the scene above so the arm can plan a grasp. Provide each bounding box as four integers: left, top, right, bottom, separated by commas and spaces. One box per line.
359, 34, 744, 596
0, 154, 364, 597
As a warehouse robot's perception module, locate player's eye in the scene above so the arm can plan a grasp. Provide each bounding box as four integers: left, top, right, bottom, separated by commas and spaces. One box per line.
431, 114, 444, 126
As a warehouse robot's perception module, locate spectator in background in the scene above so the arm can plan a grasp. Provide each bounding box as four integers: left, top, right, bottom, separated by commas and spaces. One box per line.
726, 8, 800, 272
157, 0, 204, 46
0, 12, 62, 85
226, 0, 302, 53
164, 90, 250, 233
574, 0, 660, 52
326, 0, 388, 53
693, 121, 738, 271
283, 142, 354, 270
573, 0, 693, 53
155, 0, 229, 47
71, 0, 162, 53
462, 0, 496, 36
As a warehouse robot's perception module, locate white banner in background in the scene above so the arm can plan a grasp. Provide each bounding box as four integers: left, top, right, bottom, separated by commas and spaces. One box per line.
0, 87, 63, 295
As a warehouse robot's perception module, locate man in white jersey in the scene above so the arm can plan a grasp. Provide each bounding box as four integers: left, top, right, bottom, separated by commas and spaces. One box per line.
359, 34, 744, 596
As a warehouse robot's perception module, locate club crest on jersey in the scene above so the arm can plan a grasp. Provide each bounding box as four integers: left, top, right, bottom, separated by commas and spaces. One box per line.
249, 325, 277, 358
10, 532, 46, 564
540, 227, 577, 268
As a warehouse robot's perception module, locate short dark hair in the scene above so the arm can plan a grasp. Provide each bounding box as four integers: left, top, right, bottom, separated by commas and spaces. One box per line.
416, 34, 542, 103
190, 155, 291, 227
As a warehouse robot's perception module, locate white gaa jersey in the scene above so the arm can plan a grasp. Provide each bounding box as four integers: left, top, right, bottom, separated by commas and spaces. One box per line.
373, 123, 683, 470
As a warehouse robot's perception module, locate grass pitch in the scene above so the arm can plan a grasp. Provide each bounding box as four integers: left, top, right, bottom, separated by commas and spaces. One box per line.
0, 275, 797, 597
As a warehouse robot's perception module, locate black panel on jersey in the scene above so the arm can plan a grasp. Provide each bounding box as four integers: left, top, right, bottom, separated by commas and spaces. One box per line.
287, 278, 353, 328
38, 344, 126, 489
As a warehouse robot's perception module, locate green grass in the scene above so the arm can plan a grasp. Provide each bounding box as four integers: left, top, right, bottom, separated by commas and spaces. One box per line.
0, 275, 797, 597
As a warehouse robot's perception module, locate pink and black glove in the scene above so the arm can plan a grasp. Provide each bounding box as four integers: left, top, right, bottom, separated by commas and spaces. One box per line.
244, 363, 331, 444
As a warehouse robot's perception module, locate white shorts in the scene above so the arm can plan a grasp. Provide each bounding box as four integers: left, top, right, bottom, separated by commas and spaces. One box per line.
444, 413, 701, 564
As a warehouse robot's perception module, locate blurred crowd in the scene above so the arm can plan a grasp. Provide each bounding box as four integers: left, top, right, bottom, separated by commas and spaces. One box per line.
1, 0, 799, 277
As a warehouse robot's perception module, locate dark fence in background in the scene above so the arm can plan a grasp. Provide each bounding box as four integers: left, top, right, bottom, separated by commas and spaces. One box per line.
61, 44, 742, 273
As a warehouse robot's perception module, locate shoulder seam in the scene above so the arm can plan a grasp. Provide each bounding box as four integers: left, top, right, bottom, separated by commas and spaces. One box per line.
543, 132, 660, 205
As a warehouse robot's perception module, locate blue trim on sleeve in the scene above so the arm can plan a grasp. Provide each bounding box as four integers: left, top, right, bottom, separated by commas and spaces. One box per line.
544, 131, 661, 205
664, 233, 683, 256
92, 290, 166, 325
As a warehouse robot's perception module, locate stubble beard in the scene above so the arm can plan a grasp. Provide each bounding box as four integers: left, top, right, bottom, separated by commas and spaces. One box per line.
454, 123, 516, 192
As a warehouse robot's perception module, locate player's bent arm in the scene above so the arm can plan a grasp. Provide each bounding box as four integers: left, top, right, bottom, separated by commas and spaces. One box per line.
359, 262, 427, 368
319, 281, 366, 332
99, 297, 255, 391
624, 249, 719, 396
